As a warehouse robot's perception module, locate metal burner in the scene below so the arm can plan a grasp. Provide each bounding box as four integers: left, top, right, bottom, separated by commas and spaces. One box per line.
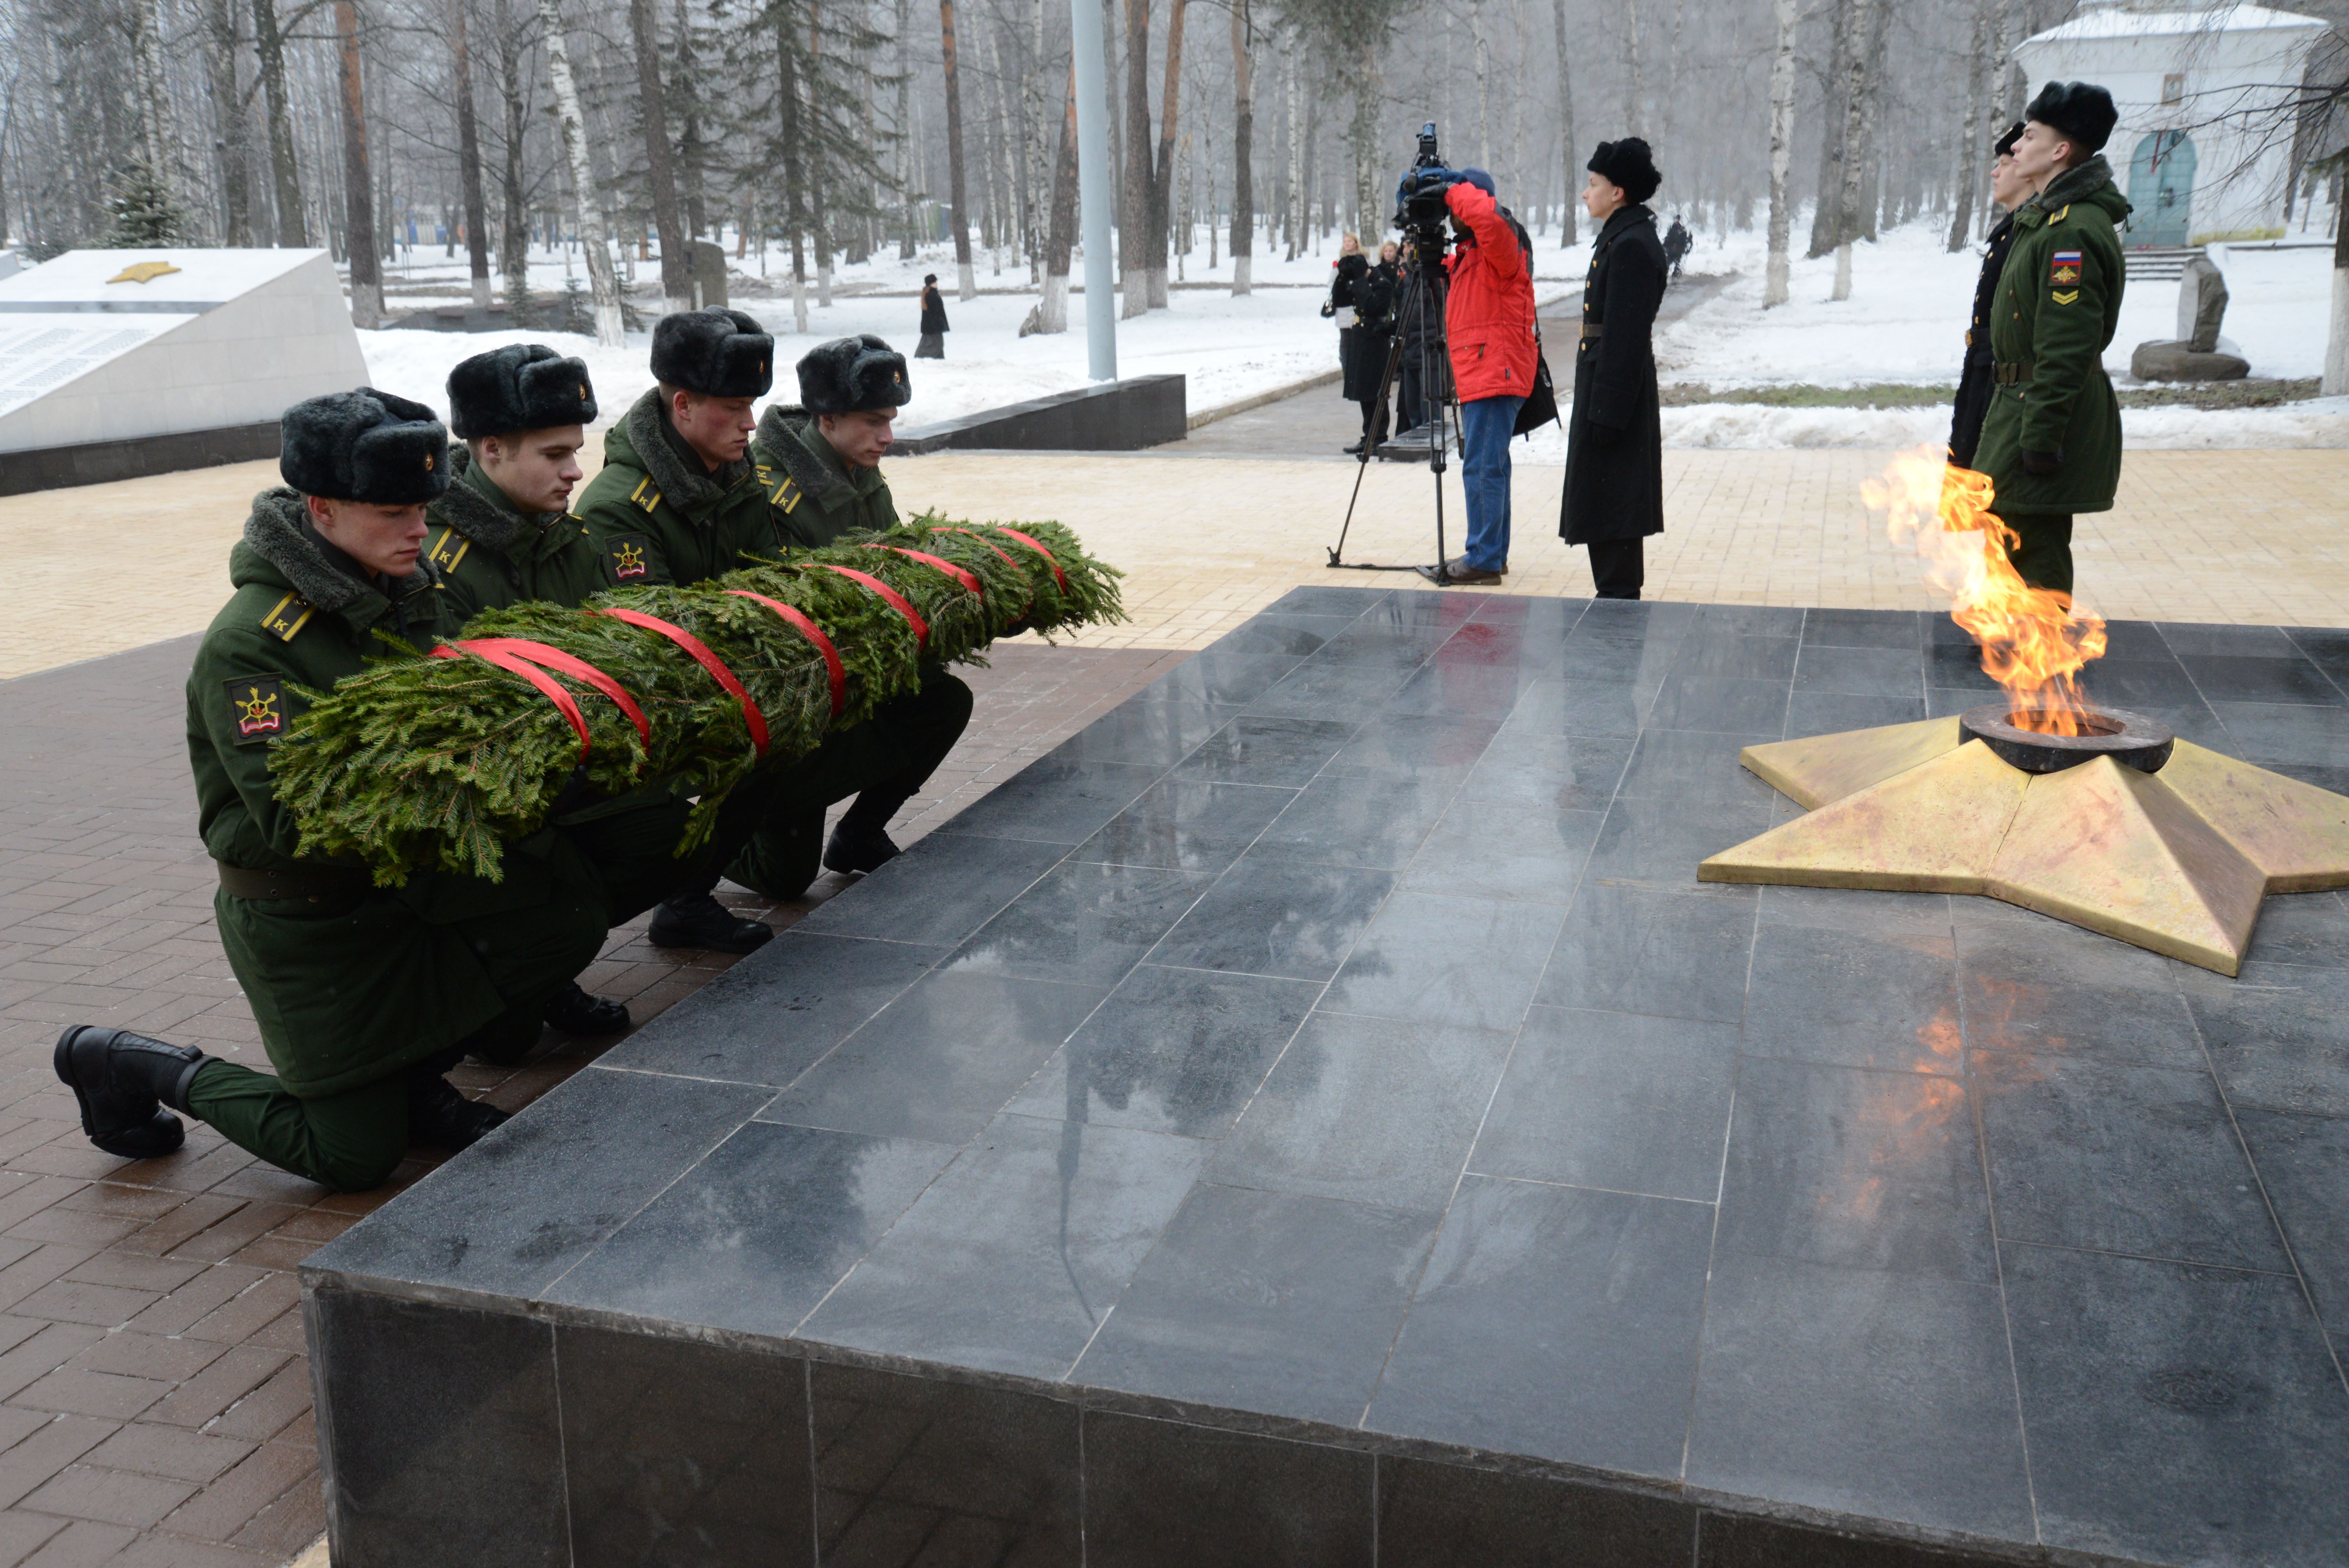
1959, 703, 2175, 775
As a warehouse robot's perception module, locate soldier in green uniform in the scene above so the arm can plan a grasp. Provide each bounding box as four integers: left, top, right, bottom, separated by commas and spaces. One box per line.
752, 332, 909, 546
1972, 82, 2128, 597
53, 390, 611, 1191
434, 342, 776, 959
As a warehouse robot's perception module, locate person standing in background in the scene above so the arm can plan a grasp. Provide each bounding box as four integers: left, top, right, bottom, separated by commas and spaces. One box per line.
1559, 138, 1666, 600
1664, 214, 1692, 281
916, 274, 948, 358
1343, 241, 1399, 456
1949, 122, 2030, 471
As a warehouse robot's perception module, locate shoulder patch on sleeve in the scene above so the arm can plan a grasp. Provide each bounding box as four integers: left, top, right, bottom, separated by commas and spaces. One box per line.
258, 592, 314, 642
225, 676, 287, 745
425, 526, 470, 575
629, 475, 663, 513
2051, 250, 2082, 285
606, 532, 652, 580
2051, 289, 2080, 305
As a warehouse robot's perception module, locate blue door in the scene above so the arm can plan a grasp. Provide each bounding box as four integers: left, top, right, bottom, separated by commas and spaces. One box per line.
2126, 131, 2196, 246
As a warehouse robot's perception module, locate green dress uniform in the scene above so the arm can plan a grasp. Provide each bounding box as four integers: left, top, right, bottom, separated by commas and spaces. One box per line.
423, 445, 618, 621
1971, 153, 2131, 595
576, 388, 779, 588
752, 405, 900, 547
185, 489, 609, 1190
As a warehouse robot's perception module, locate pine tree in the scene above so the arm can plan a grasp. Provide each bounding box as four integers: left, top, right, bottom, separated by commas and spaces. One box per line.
105, 158, 187, 248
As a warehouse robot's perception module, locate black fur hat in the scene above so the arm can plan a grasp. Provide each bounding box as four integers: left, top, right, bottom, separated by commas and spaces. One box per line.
798, 334, 913, 415
1993, 119, 2025, 159
446, 343, 598, 438
650, 307, 773, 397
2025, 81, 2117, 157
1588, 138, 1661, 205
279, 387, 449, 504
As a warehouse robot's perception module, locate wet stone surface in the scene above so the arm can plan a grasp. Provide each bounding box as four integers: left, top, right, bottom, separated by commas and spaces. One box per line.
307, 591, 2349, 1568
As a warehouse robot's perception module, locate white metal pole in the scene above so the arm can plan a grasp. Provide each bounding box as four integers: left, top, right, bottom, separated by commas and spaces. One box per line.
1069, 0, 1117, 380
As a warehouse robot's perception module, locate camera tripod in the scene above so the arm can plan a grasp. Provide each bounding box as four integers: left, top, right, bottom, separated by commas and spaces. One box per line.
1326, 235, 1467, 584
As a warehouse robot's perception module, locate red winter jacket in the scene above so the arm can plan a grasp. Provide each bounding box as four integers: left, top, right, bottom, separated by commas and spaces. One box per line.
1443, 181, 1540, 403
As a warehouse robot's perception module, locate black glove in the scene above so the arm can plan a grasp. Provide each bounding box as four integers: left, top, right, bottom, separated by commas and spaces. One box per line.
2020, 447, 2063, 477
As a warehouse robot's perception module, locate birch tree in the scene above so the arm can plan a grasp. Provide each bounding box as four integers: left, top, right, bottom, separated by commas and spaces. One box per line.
334, 0, 382, 326
1947, 0, 1991, 252
940, 0, 977, 298
627, 0, 692, 314
1830, 0, 1880, 301
1022, 57, 1077, 334
538, 0, 624, 344
1147, 0, 1189, 308
449, 0, 493, 307
1229, 0, 1253, 293
1552, 0, 1575, 245
252, 0, 307, 245
1762, 0, 1796, 305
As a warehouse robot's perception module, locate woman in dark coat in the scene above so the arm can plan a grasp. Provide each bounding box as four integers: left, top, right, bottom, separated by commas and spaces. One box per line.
1560, 138, 1667, 599
1343, 243, 1399, 454
917, 274, 948, 358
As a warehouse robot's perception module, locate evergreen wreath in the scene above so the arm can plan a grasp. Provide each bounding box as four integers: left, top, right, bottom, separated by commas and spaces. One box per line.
269, 515, 1123, 885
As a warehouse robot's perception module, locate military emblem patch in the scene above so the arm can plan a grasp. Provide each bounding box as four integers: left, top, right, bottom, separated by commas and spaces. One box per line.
2051, 250, 2082, 286
609, 533, 651, 580
227, 677, 287, 744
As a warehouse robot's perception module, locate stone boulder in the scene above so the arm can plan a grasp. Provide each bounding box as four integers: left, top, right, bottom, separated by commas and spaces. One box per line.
2131, 340, 2250, 380
2133, 254, 2247, 380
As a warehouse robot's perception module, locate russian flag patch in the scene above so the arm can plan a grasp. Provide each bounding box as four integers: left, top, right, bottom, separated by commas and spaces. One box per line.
2051, 250, 2083, 285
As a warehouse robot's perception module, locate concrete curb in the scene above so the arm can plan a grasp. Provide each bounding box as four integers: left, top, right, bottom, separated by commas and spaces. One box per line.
1187, 370, 1343, 430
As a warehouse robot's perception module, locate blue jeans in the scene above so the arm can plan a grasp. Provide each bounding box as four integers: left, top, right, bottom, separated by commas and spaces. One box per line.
1458, 395, 1524, 572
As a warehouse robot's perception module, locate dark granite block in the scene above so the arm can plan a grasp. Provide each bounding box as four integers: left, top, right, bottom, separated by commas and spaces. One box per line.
1322, 712, 1501, 779
1648, 673, 1792, 736
1503, 676, 1656, 738
1171, 714, 1357, 785
1927, 643, 2004, 691
2178, 654, 2344, 707
1139, 647, 1310, 707
2076, 657, 2206, 710
2177, 959, 2349, 1116
1791, 643, 1923, 698
1242, 657, 1420, 718
1040, 698, 1243, 766
1214, 613, 1358, 658
557, 1326, 812, 1568
1381, 657, 1545, 716
1262, 585, 1383, 617
1471, 1008, 1738, 1202
811, 1362, 1080, 1568
542, 1122, 955, 1336
1457, 729, 1636, 812
601, 934, 947, 1086
1579, 598, 1698, 639
1399, 801, 1600, 904
1742, 920, 1963, 1077
945, 860, 1219, 987
2203, 700, 2349, 768
2120, 697, 2231, 749
1716, 1056, 1993, 1283
2244, 889, 2349, 969
939, 754, 1160, 843
1756, 882, 1955, 939
2091, 618, 2174, 660
311, 1289, 563, 1568
1693, 604, 1804, 638
1471, 593, 1586, 630
1004, 965, 1319, 1138
1073, 777, 1296, 873
799, 1113, 1207, 1378
788, 833, 1065, 948
2235, 1109, 2349, 1320
1954, 901, 2204, 1067
1378, 1458, 1696, 1568
1209, 1012, 1515, 1213
1249, 772, 1460, 870
1147, 855, 1394, 982
1783, 690, 1928, 738
1534, 880, 1756, 1023
1437, 615, 1567, 672
2286, 624, 2349, 667
1312, 622, 1452, 668
1693, 1513, 2015, 1568
1801, 608, 1924, 650
2002, 1242, 2349, 1566
761, 970, 1109, 1144
1586, 795, 1773, 894
1073, 1183, 1438, 1425
308, 1068, 773, 1299
2158, 621, 2306, 657
1615, 727, 1783, 808
1368, 1177, 1711, 1477
1321, 890, 1566, 1032
1673, 634, 1801, 682
1687, 1253, 2034, 1541
1368, 592, 1489, 633
1975, 1051, 2291, 1272
1081, 1411, 1372, 1568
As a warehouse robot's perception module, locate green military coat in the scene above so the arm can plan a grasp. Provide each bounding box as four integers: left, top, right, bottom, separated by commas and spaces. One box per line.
576, 387, 776, 588
188, 489, 607, 1098
750, 406, 900, 549
1972, 155, 2131, 517
423, 447, 617, 621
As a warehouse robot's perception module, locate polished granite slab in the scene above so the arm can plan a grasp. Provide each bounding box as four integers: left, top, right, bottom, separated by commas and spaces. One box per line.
303, 589, 2349, 1568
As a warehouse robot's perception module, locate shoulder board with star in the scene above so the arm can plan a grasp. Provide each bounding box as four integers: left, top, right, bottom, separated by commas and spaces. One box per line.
425, 526, 470, 575
258, 591, 314, 642
629, 474, 663, 513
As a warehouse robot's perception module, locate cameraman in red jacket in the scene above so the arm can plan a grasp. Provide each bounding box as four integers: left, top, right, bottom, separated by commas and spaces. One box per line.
1419, 168, 1539, 586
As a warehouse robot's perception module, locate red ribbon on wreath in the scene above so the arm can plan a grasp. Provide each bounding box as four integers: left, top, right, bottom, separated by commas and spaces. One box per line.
726, 590, 847, 718
813, 565, 930, 648
430, 637, 650, 761
595, 607, 769, 757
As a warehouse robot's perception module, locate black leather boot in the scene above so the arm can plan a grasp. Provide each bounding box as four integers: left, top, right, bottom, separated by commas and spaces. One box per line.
648, 890, 774, 953
824, 808, 902, 877
405, 1071, 509, 1152
53, 1026, 207, 1159
544, 982, 629, 1035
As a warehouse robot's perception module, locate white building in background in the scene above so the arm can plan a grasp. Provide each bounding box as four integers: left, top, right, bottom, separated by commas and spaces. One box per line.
2015, 0, 2330, 247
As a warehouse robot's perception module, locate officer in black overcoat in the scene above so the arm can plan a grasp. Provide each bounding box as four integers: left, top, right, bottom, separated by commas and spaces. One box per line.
1559, 137, 1667, 599
1950, 122, 2028, 469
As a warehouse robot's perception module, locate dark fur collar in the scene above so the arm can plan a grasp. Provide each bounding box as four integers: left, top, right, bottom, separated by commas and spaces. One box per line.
433, 446, 540, 553
244, 486, 434, 612
756, 404, 858, 512
624, 387, 750, 516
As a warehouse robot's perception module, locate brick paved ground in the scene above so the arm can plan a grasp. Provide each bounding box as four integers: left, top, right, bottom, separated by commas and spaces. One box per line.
0, 634, 1183, 1567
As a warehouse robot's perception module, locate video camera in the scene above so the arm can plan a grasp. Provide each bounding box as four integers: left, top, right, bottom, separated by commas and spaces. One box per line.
1392, 123, 1456, 242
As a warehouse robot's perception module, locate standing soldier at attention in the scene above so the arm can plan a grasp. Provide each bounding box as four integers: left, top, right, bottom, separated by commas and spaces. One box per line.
432, 342, 774, 958
1971, 81, 2127, 597
1559, 137, 1668, 600
1950, 121, 2029, 471
52, 391, 611, 1191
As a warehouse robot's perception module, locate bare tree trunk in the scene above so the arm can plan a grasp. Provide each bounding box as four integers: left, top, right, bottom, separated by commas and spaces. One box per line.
674, 0, 708, 240
1024, 0, 1048, 280
1763, 0, 1797, 306
2325, 164, 2349, 394
1284, 35, 1301, 262
128, 0, 178, 198
253, 0, 306, 246
1147, 0, 1187, 308
1986, 1, 2018, 233
333, 0, 381, 325
1808, 0, 1854, 258
940, 0, 978, 298
776, 3, 810, 331
1119, 0, 1151, 316
1947, 0, 1990, 253
449, 0, 493, 306
1347, 34, 1381, 246
1659, 0, 1686, 154
626, 0, 692, 314
1622, 0, 1641, 137
1230, 0, 1253, 292
495, 0, 529, 296
1552, 0, 1576, 246
895, 0, 917, 258
810, 2, 833, 303
540, 0, 624, 344
1026, 58, 1078, 335
1830, 0, 1877, 301
201, 0, 252, 245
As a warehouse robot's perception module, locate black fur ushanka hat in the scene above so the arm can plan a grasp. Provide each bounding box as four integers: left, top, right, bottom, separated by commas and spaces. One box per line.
279, 387, 449, 505
651, 307, 774, 398
2025, 81, 2118, 157
797, 334, 913, 415
446, 343, 598, 438
1588, 137, 1662, 205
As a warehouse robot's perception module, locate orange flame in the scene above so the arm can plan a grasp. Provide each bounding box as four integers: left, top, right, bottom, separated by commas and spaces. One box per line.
1862, 448, 2107, 736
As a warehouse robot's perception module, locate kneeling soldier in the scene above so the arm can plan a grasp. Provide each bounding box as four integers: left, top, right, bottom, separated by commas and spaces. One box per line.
53, 390, 612, 1192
